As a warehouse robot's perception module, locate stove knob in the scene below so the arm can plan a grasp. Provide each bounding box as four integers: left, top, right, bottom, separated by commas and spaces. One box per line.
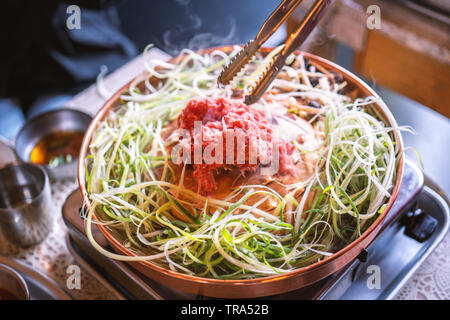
404, 208, 438, 242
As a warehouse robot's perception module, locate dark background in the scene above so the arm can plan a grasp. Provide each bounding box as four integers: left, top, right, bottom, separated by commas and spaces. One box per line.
0, 0, 278, 109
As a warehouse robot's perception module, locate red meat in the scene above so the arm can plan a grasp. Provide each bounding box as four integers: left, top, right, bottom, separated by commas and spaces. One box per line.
177, 97, 295, 194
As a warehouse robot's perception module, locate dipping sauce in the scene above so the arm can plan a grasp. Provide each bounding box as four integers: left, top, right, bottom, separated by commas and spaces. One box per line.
29, 131, 84, 167
0, 288, 19, 300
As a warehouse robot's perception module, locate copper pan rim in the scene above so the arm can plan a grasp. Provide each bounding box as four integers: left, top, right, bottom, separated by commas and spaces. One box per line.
77, 46, 404, 298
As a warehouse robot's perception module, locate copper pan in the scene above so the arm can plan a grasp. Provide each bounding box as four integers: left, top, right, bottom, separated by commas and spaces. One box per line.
78, 46, 404, 298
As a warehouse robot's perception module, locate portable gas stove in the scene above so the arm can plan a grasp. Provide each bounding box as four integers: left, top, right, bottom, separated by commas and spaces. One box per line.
62, 159, 449, 300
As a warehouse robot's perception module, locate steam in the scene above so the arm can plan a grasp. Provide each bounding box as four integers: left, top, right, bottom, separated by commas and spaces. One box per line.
159, 0, 238, 55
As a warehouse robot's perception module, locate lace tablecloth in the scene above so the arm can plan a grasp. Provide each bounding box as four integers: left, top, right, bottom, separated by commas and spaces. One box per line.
1, 48, 448, 300
0, 178, 115, 300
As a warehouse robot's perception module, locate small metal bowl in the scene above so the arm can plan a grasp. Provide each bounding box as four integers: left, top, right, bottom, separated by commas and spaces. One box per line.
15, 109, 92, 180
0, 264, 29, 300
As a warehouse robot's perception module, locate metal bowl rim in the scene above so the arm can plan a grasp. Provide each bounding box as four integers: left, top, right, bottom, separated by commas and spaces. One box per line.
14, 108, 92, 170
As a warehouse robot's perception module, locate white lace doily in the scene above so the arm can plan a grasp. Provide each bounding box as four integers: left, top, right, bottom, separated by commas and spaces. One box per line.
0, 178, 115, 300
394, 233, 450, 299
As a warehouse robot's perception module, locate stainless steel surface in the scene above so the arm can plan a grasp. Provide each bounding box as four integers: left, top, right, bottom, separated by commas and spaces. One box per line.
217, 0, 303, 86
0, 256, 72, 300
14, 109, 92, 180
246, 0, 332, 104
0, 162, 54, 247
0, 263, 29, 300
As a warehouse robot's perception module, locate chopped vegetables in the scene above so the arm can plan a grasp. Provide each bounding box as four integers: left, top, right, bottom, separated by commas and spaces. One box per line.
84, 45, 401, 279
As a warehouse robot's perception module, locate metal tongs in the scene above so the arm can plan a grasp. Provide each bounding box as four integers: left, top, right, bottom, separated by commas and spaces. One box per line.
218, 0, 333, 104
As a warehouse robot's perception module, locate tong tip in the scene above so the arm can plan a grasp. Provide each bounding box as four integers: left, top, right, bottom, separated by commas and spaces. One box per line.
244, 57, 279, 105
217, 40, 258, 86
